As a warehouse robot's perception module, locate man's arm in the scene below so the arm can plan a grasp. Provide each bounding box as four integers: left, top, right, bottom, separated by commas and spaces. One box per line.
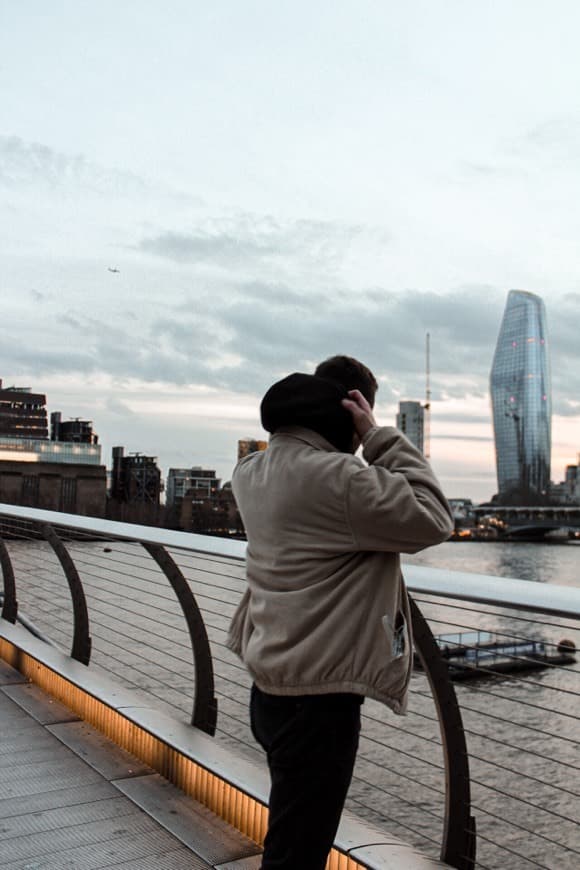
342, 391, 453, 553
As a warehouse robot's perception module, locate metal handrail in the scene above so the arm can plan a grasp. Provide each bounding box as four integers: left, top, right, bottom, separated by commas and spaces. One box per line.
2, 504, 579, 867
410, 598, 476, 868
41, 523, 92, 664
0, 503, 480, 866
142, 542, 218, 734
0, 503, 578, 618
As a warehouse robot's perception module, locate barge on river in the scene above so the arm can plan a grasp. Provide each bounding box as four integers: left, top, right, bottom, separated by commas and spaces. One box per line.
415, 630, 577, 680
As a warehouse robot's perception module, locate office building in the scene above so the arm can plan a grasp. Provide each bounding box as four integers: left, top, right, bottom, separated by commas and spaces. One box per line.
396, 401, 424, 453
0, 458, 106, 515
166, 467, 220, 507
0, 380, 106, 516
549, 456, 580, 505
0, 381, 48, 439
51, 412, 99, 445
110, 447, 161, 505
490, 290, 551, 504
180, 482, 239, 536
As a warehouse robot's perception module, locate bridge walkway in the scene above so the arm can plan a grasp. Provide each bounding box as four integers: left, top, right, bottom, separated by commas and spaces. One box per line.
0, 660, 262, 870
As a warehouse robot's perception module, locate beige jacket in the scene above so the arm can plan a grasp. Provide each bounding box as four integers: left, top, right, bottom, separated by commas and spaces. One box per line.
227, 425, 453, 714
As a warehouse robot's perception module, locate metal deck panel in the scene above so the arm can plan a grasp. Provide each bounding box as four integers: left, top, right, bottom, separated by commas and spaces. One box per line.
0, 812, 175, 864
0, 687, 244, 870
2, 682, 80, 724
0, 661, 26, 685
47, 721, 155, 780
114, 773, 261, 866
101, 847, 213, 870
0, 755, 104, 799
0, 829, 212, 870
0, 742, 73, 769
0, 781, 118, 820
0, 694, 34, 724
0, 730, 57, 756
0, 795, 133, 841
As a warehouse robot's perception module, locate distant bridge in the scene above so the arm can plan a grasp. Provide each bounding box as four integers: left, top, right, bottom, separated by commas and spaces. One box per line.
472, 505, 580, 538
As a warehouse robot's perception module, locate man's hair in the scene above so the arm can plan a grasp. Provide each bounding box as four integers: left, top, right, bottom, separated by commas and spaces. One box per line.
314, 355, 378, 407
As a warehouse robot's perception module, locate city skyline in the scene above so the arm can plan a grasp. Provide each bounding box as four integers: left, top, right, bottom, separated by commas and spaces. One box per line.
2, 3, 580, 501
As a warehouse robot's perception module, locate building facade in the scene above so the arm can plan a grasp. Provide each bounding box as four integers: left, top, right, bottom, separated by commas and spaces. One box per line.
166, 467, 220, 508
51, 412, 99, 445
110, 447, 161, 505
0, 382, 48, 439
490, 290, 552, 504
0, 381, 106, 516
0, 459, 106, 516
396, 401, 424, 453
548, 455, 580, 505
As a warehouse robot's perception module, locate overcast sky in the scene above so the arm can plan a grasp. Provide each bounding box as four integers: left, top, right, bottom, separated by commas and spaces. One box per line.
1, 1, 579, 501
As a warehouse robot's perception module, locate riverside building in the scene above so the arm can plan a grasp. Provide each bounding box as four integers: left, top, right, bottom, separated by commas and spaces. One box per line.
490, 290, 552, 504
0, 381, 106, 515
166, 467, 220, 508
396, 401, 425, 453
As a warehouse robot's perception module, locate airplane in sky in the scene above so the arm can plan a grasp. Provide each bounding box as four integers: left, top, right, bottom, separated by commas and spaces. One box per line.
107, 267, 120, 274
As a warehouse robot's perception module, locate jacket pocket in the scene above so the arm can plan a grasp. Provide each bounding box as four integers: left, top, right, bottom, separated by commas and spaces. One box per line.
226, 588, 251, 656
382, 610, 409, 661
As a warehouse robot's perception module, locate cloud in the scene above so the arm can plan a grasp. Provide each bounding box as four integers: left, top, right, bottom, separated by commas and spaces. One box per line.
0, 135, 203, 206
0, 135, 144, 196
521, 117, 580, 152
553, 399, 580, 418
105, 396, 135, 416
461, 162, 525, 180
137, 215, 369, 280
505, 116, 580, 169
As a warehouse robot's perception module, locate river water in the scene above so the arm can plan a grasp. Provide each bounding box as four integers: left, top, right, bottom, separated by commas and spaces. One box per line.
6, 537, 579, 870
403, 538, 580, 589
398, 541, 580, 870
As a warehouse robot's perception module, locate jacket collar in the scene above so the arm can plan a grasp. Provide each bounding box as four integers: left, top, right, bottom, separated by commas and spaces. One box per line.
270, 425, 344, 453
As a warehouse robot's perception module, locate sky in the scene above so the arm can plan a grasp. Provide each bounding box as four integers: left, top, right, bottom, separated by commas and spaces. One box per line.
1, 1, 579, 502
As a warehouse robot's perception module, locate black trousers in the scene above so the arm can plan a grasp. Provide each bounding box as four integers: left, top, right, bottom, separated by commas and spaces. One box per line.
250, 684, 362, 870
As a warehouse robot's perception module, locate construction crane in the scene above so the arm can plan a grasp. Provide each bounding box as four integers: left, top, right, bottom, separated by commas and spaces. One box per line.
424, 332, 431, 458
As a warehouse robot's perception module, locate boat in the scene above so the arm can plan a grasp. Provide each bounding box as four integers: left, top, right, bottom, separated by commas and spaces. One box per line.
415, 630, 577, 680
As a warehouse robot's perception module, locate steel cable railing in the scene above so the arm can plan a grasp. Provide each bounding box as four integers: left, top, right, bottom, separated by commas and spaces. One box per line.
1, 507, 579, 869
407, 595, 580, 870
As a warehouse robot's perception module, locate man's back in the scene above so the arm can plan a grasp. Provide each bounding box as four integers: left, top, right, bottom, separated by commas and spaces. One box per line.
229, 421, 453, 711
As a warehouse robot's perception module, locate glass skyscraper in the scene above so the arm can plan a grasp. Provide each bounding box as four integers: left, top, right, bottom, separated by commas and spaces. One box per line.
490, 290, 551, 504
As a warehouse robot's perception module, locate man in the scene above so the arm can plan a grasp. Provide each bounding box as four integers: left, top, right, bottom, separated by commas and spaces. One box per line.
227, 355, 453, 870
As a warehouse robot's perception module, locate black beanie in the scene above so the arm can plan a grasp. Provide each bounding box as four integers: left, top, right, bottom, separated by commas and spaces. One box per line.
260, 373, 354, 453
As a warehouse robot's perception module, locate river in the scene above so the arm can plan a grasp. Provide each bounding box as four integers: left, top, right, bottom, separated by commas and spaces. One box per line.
402, 538, 580, 589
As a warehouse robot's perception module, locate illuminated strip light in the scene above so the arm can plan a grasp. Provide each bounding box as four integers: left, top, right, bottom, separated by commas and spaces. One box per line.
0, 450, 39, 462
0, 635, 367, 870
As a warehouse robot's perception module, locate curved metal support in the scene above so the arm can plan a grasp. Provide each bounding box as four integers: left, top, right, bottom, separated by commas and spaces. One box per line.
410, 595, 476, 870
143, 542, 218, 735
42, 524, 91, 665
0, 538, 17, 623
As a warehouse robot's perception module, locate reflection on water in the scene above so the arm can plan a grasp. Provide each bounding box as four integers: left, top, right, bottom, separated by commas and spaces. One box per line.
403, 540, 580, 588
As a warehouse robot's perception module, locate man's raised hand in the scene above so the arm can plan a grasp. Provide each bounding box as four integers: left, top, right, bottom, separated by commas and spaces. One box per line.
341, 389, 377, 439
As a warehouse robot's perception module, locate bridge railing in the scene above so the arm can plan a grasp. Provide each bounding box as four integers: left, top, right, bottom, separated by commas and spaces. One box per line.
0, 504, 579, 870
